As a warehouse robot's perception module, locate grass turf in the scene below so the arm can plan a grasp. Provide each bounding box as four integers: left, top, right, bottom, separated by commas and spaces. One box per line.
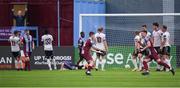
0, 68, 180, 87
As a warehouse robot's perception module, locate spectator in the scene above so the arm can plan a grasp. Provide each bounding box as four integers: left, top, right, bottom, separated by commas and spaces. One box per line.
12, 8, 27, 26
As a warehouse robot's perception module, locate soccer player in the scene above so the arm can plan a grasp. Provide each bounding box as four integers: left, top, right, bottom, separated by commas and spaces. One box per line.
76, 32, 85, 67
22, 30, 34, 71
9, 31, 23, 70
160, 25, 171, 71
82, 32, 105, 76
41, 30, 57, 70
141, 25, 151, 38
95, 27, 108, 71
132, 31, 142, 71
140, 30, 175, 76
152, 22, 163, 71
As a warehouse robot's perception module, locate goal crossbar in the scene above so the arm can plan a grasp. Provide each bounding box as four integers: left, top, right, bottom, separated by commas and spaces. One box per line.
79, 13, 180, 35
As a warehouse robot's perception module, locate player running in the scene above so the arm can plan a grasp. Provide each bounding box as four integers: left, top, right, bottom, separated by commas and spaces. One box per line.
82, 32, 106, 76
152, 22, 163, 71
95, 27, 108, 71
22, 30, 34, 71
41, 30, 57, 70
9, 31, 23, 70
160, 25, 171, 71
76, 32, 85, 67
140, 30, 175, 76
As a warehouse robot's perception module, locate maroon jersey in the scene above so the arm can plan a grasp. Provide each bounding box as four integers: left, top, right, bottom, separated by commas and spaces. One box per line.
82, 39, 93, 54
82, 38, 94, 62
146, 39, 159, 60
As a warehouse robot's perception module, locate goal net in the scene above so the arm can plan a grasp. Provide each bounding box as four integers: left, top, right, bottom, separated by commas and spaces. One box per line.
79, 13, 180, 69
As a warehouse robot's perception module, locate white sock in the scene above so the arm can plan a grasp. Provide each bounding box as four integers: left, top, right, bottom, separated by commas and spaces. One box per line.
101, 59, 106, 71
166, 59, 171, 68
139, 58, 143, 70
132, 59, 138, 69
53, 59, 57, 70
47, 59, 52, 70
157, 64, 161, 70
19, 60, 23, 69
95, 59, 99, 69
14, 60, 18, 69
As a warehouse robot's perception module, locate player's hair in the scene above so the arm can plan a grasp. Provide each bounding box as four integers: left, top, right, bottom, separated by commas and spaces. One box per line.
44, 30, 49, 34
97, 27, 103, 32
135, 31, 139, 35
89, 32, 95, 37
153, 22, 159, 27
14, 31, 18, 35
142, 24, 147, 28
80, 32, 84, 35
141, 30, 147, 34
163, 25, 167, 30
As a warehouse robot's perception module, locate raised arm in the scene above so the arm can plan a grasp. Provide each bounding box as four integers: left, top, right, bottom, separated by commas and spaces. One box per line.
11, 9, 16, 18
24, 8, 28, 18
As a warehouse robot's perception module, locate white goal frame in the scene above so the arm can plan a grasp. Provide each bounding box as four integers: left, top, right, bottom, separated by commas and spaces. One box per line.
79, 13, 180, 35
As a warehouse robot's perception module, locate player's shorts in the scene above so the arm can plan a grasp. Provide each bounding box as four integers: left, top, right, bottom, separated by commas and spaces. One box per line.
139, 48, 150, 56
154, 47, 161, 54
12, 51, 20, 58
45, 51, 53, 59
146, 48, 159, 61
162, 46, 170, 56
82, 53, 93, 62
132, 49, 138, 57
96, 51, 107, 57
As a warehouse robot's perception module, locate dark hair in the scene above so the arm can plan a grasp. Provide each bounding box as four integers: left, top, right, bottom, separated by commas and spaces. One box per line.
142, 25, 147, 28
163, 25, 167, 30
141, 30, 147, 34
97, 27, 103, 32
153, 22, 159, 27
80, 32, 84, 35
44, 30, 49, 34
14, 31, 18, 35
89, 32, 95, 37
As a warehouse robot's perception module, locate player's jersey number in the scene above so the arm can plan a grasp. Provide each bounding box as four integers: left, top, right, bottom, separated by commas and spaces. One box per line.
97, 37, 102, 43
45, 38, 51, 45
11, 41, 16, 46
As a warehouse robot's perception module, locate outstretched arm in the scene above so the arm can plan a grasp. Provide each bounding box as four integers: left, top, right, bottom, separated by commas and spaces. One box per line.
141, 41, 151, 52
104, 40, 108, 51
24, 8, 28, 17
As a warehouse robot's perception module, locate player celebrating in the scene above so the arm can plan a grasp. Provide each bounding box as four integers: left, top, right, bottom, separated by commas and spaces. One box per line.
160, 25, 171, 71
132, 31, 142, 71
95, 27, 108, 71
82, 32, 105, 76
140, 30, 175, 76
9, 31, 23, 70
76, 32, 85, 67
152, 22, 163, 71
41, 30, 57, 70
22, 30, 34, 71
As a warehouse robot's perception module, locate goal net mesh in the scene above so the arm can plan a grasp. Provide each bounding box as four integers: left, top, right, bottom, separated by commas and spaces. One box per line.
80, 14, 180, 69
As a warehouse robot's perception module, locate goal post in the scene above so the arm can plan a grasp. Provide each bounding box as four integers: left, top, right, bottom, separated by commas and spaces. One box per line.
79, 13, 180, 68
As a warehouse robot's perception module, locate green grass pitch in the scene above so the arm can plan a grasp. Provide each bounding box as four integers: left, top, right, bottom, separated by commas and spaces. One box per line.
0, 68, 180, 88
